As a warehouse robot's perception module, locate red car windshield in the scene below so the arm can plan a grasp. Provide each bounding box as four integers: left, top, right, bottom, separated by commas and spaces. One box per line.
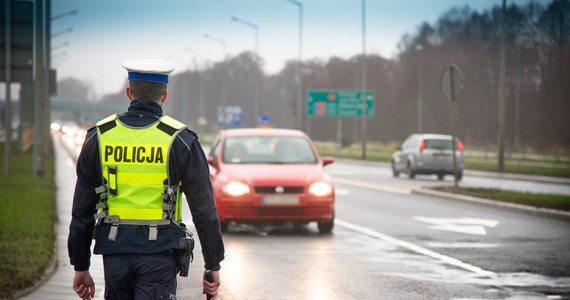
222, 136, 317, 164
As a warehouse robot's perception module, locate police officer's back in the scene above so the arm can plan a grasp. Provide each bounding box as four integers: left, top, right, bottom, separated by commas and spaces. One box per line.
67, 58, 224, 299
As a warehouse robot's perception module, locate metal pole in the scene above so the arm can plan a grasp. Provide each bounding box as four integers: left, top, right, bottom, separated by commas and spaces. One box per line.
231, 16, 259, 127
44, 0, 51, 156
33, 0, 45, 176
4, 0, 12, 175
254, 27, 259, 127
449, 66, 458, 187
497, 0, 507, 171
298, 3, 303, 131
286, 0, 303, 131
417, 45, 424, 133
514, 47, 521, 151
360, 0, 367, 160
203, 33, 227, 115
336, 118, 342, 151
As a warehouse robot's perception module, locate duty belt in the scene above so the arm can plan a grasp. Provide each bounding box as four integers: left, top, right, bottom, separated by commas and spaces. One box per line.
93, 184, 179, 242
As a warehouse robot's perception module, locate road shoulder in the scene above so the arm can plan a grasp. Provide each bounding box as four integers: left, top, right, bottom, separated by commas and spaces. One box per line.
413, 188, 570, 219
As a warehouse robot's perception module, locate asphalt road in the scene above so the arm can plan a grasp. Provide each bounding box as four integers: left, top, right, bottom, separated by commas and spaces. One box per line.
177, 158, 570, 299
327, 158, 570, 196
23, 133, 570, 299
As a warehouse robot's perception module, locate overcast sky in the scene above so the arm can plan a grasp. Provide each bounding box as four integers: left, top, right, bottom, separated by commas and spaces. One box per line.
50, 0, 536, 98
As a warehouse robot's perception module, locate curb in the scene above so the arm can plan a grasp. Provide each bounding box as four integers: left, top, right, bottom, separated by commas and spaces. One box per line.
412, 188, 570, 219
12, 235, 59, 299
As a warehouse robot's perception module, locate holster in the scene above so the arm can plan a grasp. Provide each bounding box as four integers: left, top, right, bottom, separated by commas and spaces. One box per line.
174, 223, 194, 277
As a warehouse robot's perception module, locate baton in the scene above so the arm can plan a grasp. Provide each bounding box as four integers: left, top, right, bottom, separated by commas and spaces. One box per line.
204, 270, 213, 300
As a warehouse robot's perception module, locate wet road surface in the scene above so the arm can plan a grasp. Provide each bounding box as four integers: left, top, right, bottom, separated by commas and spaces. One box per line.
19, 134, 570, 299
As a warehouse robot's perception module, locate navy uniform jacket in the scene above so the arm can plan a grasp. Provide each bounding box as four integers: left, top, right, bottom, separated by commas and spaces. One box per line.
68, 99, 224, 271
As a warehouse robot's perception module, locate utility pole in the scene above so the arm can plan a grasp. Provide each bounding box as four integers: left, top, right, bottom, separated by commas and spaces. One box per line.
416, 44, 424, 133
231, 16, 260, 127
285, 0, 303, 131
360, 0, 367, 159
497, 0, 507, 172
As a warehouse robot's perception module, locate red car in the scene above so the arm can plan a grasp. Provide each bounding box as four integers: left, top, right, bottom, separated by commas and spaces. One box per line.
207, 128, 335, 233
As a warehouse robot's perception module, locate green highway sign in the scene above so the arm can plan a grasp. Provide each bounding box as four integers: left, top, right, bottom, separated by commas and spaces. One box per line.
307, 90, 375, 117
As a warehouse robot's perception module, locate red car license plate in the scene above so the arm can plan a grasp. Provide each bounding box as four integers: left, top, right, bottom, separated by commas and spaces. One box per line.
261, 195, 300, 206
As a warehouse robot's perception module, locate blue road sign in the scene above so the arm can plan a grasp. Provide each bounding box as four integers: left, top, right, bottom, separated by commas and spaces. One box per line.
217, 106, 242, 126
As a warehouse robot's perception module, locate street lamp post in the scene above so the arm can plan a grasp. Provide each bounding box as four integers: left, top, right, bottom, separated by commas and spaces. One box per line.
45, 7, 77, 160
203, 33, 228, 114
497, 0, 507, 171
360, 0, 367, 159
183, 48, 207, 127
231, 16, 260, 127
203, 33, 227, 60
231, 16, 259, 56
415, 44, 424, 133
285, 0, 303, 131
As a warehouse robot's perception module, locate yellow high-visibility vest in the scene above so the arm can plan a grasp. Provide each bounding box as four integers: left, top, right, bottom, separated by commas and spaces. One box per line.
95, 114, 186, 222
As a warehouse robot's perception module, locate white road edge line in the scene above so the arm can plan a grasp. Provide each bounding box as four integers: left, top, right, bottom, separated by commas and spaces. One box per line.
335, 219, 496, 278
333, 177, 411, 194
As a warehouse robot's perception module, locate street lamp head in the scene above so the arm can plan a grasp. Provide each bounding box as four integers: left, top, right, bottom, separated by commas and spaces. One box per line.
51, 9, 78, 21
231, 16, 239, 22
286, 0, 302, 6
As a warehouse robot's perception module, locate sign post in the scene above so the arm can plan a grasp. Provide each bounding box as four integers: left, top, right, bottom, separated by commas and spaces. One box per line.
441, 64, 464, 187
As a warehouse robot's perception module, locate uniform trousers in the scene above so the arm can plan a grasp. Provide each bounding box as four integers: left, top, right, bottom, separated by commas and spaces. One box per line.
103, 252, 178, 300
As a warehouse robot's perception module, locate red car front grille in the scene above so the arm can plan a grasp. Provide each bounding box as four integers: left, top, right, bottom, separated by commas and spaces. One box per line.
256, 207, 304, 216
225, 207, 256, 215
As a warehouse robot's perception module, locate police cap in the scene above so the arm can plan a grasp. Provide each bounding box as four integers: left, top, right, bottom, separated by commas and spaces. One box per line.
122, 58, 175, 84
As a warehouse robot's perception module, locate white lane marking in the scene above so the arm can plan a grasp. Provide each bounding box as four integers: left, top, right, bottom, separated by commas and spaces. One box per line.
333, 177, 410, 194
414, 217, 499, 236
335, 219, 496, 277
335, 189, 350, 195
426, 242, 499, 249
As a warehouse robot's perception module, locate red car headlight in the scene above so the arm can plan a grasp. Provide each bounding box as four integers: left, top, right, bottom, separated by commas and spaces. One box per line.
308, 181, 333, 197
223, 181, 251, 197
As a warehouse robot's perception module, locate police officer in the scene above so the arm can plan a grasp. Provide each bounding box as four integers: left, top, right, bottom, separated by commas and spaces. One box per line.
68, 58, 224, 299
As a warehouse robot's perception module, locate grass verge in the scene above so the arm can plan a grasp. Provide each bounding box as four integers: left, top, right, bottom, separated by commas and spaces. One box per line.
0, 144, 56, 299
315, 142, 570, 178
432, 186, 570, 212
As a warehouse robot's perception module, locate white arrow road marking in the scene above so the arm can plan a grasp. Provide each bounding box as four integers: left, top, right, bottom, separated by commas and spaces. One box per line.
414, 217, 499, 235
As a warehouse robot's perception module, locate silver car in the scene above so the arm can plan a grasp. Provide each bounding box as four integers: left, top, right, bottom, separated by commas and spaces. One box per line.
391, 133, 464, 180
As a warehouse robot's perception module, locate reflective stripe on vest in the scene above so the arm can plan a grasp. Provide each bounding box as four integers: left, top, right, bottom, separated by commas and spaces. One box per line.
96, 114, 186, 222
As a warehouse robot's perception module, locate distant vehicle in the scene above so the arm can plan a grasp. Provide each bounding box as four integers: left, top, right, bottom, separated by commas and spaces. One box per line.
391, 133, 464, 181
207, 128, 336, 233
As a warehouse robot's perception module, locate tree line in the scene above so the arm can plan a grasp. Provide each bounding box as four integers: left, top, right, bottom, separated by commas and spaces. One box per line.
57, 0, 569, 151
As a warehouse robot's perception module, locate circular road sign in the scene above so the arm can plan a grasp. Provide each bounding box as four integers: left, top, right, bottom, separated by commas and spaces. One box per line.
441, 64, 464, 103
